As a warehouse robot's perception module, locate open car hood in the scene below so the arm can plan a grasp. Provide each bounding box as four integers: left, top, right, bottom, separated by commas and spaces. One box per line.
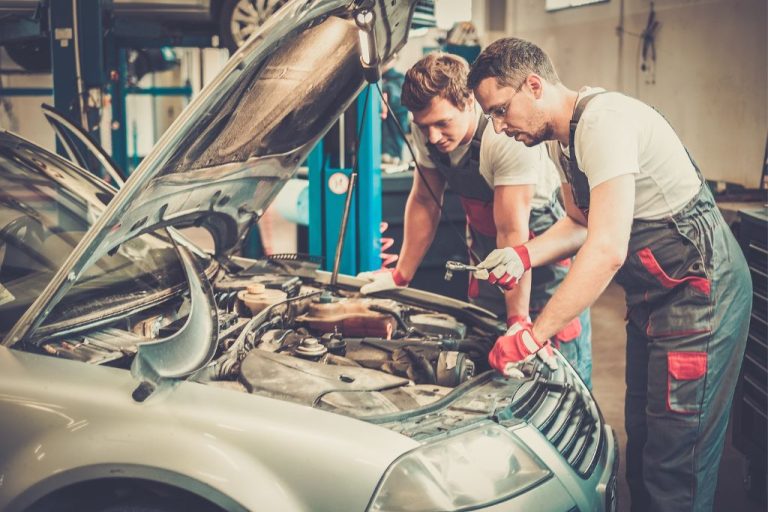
4, 0, 417, 346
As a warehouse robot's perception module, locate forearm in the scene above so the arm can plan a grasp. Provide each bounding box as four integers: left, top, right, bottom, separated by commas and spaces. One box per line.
531, 238, 624, 340
497, 227, 531, 319
525, 215, 587, 268
530, 175, 636, 341
396, 194, 441, 280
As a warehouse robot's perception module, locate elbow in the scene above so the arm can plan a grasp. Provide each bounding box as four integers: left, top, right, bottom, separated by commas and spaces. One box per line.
587, 239, 628, 272
605, 244, 628, 271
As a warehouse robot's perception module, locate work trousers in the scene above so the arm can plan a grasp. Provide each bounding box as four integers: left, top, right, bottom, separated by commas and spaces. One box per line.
469, 197, 594, 389
616, 185, 752, 512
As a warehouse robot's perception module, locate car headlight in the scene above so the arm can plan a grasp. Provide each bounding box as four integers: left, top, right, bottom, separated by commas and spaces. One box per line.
367, 423, 551, 512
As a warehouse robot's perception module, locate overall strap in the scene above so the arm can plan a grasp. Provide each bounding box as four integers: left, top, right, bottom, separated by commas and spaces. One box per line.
649, 104, 707, 185
425, 114, 494, 202
564, 91, 608, 211
468, 114, 488, 169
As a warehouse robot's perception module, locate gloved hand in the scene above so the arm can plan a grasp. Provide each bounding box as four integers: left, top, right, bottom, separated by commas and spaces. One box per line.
488, 321, 558, 378
358, 268, 410, 295
473, 245, 531, 290
506, 314, 532, 328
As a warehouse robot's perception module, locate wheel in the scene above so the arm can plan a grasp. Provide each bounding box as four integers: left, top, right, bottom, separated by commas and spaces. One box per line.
218, 0, 288, 53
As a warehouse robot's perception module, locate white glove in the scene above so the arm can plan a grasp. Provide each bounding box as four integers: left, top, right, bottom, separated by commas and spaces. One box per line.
357, 268, 410, 295
474, 245, 531, 291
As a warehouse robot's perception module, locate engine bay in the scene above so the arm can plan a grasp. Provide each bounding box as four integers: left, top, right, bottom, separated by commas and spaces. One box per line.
38, 262, 504, 416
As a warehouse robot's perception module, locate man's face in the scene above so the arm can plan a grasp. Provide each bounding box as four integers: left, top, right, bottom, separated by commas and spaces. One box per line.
474, 76, 553, 147
412, 97, 476, 153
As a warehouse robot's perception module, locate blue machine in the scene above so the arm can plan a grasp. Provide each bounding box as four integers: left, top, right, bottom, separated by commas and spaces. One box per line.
308, 87, 383, 276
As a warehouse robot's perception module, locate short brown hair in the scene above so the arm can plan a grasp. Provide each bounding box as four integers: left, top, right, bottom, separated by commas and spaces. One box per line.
467, 38, 560, 90
401, 53, 472, 112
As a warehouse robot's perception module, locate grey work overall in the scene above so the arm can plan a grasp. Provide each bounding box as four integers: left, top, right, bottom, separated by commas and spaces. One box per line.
426, 115, 593, 388
562, 93, 752, 512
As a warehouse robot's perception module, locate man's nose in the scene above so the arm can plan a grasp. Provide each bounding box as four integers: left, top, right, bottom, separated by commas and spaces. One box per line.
490, 116, 506, 134
427, 127, 442, 144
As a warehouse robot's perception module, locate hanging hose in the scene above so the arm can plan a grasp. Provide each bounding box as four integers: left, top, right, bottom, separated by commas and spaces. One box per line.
379, 221, 398, 269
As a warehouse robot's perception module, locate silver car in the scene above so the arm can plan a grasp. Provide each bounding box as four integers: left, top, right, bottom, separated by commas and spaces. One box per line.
0, 1, 617, 511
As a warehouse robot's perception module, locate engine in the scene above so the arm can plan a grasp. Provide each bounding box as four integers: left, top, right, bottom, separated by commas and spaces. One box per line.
43, 271, 498, 416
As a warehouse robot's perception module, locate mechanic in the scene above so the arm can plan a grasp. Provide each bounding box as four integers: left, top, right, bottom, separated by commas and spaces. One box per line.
358, 52, 593, 388
467, 37, 752, 512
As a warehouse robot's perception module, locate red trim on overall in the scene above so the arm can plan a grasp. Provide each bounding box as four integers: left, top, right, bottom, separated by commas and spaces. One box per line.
468, 274, 480, 298
555, 316, 582, 342
460, 197, 497, 237
666, 351, 707, 414
637, 247, 711, 295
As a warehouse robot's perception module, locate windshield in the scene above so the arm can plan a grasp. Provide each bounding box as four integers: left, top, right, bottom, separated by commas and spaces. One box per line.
0, 135, 185, 338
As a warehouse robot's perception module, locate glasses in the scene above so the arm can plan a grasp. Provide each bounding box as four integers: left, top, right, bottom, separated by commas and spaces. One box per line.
482, 82, 525, 123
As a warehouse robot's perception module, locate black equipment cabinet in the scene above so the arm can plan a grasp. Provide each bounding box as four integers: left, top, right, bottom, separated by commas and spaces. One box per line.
733, 207, 768, 505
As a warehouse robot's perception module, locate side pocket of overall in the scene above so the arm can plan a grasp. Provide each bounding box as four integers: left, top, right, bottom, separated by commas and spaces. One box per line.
667, 351, 707, 413
633, 220, 714, 339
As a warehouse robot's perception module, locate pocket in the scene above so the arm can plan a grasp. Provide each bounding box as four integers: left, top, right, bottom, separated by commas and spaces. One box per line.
637, 247, 710, 295
667, 351, 707, 414
632, 244, 713, 339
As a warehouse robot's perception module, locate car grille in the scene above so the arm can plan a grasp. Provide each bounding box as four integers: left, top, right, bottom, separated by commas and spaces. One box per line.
508, 358, 604, 478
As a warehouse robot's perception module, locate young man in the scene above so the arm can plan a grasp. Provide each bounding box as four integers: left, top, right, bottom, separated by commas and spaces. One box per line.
467, 38, 752, 512
359, 52, 593, 387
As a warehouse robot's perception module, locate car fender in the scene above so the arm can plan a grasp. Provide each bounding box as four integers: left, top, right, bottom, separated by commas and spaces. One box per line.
0, 347, 419, 512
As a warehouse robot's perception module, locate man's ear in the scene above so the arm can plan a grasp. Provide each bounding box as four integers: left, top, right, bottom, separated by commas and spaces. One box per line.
527, 74, 544, 99
464, 91, 475, 111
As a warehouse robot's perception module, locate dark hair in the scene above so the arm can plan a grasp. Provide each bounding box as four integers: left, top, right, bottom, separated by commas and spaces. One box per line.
468, 38, 560, 90
401, 53, 472, 112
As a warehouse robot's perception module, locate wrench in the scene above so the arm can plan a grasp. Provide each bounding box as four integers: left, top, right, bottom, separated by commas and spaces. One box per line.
444, 260, 478, 281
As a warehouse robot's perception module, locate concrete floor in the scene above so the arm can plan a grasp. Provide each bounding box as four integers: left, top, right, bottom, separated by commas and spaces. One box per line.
590, 282, 762, 512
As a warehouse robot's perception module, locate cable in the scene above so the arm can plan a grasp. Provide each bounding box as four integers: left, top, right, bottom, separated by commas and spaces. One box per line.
375, 82, 481, 263
330, 86, 372, 286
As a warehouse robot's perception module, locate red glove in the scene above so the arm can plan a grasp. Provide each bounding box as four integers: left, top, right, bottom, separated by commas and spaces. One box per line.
489, 321, 558, 377
506, 314, 532, 328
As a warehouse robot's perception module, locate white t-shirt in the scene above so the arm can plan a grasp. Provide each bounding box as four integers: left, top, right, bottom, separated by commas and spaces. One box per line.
411, 108, 561, 210
552, 87, 701, 220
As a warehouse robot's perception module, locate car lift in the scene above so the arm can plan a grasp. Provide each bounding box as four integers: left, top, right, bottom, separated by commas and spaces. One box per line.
1, 1, 384, 276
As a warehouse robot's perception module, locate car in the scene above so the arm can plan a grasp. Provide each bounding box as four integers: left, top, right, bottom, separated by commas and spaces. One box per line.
0, 0, 617, 511
0, 0, 435, 71
0, 0, 291, 71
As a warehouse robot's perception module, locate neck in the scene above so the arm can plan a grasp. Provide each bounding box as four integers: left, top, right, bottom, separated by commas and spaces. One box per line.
459, 104, 478, 146
553, 85, 580, 146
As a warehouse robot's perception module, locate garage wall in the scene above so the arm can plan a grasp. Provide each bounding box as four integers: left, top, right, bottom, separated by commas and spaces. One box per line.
476, 0, 767, 187
0, 48, 55, 151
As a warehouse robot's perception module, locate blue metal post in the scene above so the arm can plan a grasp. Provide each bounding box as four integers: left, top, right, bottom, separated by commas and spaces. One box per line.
308, 86, 382, 275
356, 84, 382, 273
308, 141, 325, 263
110, 48, 129, 173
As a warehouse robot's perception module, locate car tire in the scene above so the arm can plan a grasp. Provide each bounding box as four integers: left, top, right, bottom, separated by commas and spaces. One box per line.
3, 39, 51, 72
218, 0, 288, 53
94, 503, 183, 512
